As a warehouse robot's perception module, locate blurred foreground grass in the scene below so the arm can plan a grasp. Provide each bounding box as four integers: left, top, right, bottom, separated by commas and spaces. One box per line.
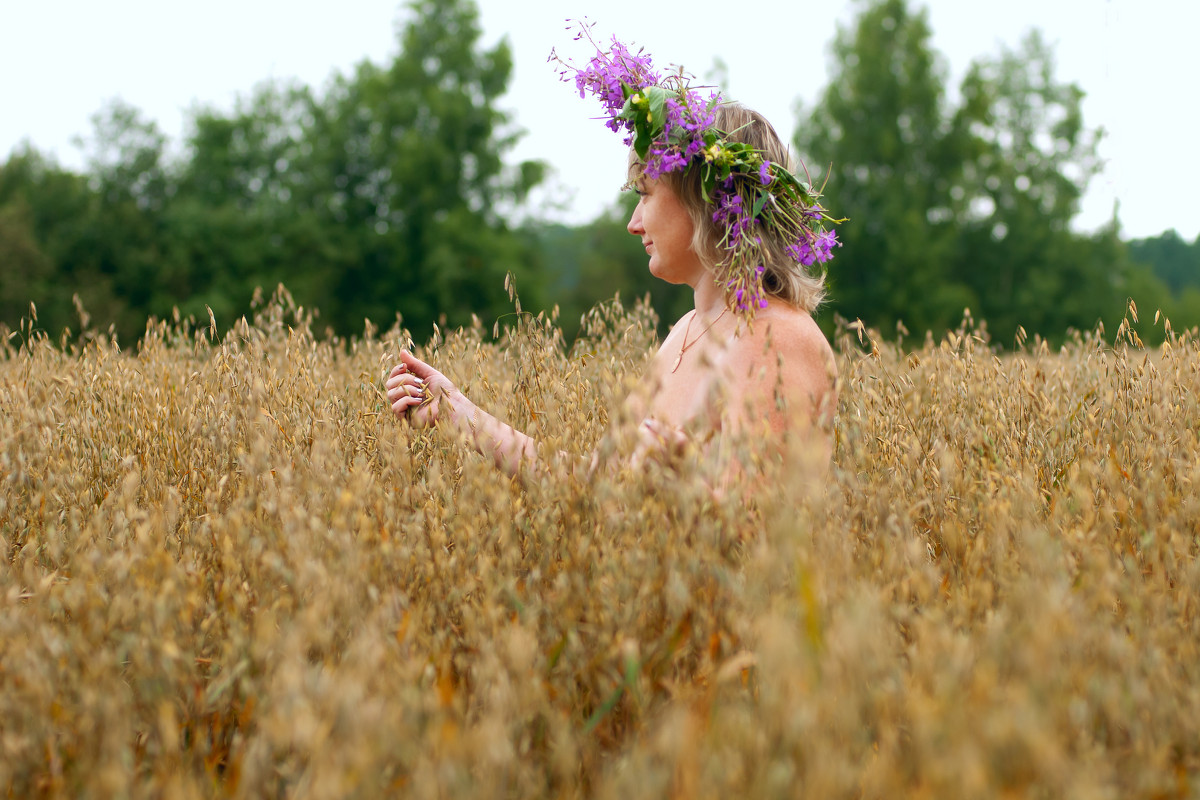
2, 289, 1198, 798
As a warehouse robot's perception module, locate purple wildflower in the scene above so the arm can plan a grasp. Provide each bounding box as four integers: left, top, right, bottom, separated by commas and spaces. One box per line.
574, 37, 661, 128
711, 193, 743, 222
786, 238, 817, 266
650, 149, 688, 176
758, 160, 772, 185
712, 191, 755, 247
813, 229, 840, 263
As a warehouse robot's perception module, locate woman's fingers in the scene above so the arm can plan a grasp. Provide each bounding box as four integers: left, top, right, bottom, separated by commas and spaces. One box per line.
385, 371, 428, 420
391, 393, 421, 414
385, 365, 435, 423
385, 373, 425, 393
386, 352, 444, 426
392, 392, 438, 425
639, 419, 689, 457
399, 350, 441, 381
390, 387, 429, 417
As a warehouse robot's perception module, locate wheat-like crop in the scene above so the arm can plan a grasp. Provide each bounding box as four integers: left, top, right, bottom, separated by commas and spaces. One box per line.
1, 289, 1197, 799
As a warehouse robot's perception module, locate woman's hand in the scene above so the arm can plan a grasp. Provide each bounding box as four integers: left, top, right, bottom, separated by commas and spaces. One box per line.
630, 418, 690, 469
385, 350, 458, 427
386, 350, 538, 474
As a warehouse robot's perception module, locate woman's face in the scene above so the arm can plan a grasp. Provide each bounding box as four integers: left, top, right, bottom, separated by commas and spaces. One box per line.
626, 178, 702, 285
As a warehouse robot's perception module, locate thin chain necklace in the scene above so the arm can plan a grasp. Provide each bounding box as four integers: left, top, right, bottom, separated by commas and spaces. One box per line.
671, 308, 727, 373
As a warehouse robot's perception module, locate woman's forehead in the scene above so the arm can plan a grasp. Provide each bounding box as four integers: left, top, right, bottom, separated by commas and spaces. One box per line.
623, 157, 649, 191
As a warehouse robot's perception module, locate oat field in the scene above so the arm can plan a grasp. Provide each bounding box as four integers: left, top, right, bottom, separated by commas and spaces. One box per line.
2, 289, 1198, 799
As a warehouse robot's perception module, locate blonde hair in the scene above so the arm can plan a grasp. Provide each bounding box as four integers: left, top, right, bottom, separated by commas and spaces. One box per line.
629, 103, 827, 313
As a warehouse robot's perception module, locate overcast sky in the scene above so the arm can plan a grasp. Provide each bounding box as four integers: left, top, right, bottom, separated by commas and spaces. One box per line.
2, 0, 1196, 240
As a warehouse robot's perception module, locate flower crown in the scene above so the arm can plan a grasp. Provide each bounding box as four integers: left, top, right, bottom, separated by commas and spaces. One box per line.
552, 23, 843, 318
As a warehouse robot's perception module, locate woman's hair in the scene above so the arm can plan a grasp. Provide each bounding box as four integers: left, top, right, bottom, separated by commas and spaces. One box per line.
630, 103, 827, 313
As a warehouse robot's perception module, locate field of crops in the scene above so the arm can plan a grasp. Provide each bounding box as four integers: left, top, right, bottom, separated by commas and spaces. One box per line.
2, 289, 1198, 798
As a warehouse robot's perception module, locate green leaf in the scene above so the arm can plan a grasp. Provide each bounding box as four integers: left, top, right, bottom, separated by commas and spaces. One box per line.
701, 164, 715, 202
752, 190, 769, 219
617, 94, 637, 121
634, 125, 652, 160
645, 86, 668, 136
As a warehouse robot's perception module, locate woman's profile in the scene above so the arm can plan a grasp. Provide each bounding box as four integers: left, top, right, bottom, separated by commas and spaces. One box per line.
385, 26, 842, 475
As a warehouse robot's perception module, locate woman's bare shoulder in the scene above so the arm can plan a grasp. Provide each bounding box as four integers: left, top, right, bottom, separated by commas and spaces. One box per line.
722, 304, 837, 432
727, 306, 834, 378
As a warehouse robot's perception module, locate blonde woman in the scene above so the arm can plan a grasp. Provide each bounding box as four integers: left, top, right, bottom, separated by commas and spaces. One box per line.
387, 33, 840, 474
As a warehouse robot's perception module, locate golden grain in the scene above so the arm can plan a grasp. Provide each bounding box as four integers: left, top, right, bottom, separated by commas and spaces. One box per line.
1, 290, 1197, 798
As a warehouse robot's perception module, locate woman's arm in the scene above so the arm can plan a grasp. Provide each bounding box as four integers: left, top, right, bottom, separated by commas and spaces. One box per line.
385, 350, 538, 475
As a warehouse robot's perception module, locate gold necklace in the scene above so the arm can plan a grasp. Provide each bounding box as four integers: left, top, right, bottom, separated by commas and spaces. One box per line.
671, 308, 727, 373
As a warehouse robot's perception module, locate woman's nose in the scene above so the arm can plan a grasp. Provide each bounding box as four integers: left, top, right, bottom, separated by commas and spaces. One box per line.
627, 203, 643, 236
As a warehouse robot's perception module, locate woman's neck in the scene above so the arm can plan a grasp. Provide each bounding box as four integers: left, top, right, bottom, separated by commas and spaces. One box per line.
691, 279, 728, 319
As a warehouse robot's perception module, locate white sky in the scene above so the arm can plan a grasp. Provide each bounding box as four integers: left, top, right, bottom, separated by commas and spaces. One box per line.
2, 0, 1196, 240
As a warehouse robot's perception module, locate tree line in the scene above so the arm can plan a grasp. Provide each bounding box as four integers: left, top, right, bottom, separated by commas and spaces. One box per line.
1, 0, 1195, 348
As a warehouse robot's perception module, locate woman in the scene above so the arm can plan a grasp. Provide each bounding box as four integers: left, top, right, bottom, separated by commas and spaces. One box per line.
386, 35, 841, 475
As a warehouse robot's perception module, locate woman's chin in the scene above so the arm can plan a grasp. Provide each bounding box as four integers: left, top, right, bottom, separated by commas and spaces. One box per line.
648, 261, 683, 285
649, 265, 702, 290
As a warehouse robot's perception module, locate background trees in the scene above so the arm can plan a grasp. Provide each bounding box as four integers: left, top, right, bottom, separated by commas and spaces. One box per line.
796, 0, 966, 337
299, 0, 546, 334
0, 0, 1192, 347
1128, 229, 1200, 329
0, 0, 544, 343
795, 0, 1180, 344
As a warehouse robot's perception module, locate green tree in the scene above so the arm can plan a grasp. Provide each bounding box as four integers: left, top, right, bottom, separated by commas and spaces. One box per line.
80, 99, 170, 213
1126, 229, 1200, 334
797, 0, 1126, 344
0, 145, 130, 337
947, 31, 1117, 339
2, 0, 546, 343
299, 0, 546, 336
166, 0, 545, 337
0, 197, 51, 330
796, 0, 970, 337
75, 100, 174, 334
1129, 229, 1200, 293
169, 81, 338, 324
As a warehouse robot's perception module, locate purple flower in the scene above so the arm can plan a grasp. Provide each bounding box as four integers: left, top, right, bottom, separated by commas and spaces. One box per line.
574, 37, 661, 125
711, 193, 743, 223
677, 93, 717, 133
656, 150, 688, 174
711, 191, 756, 247
813, 229, 840, 263
664, 97, 685, 130
786, 238, 817, 266
787, 229, 840, 266
642, 147, 688, 179
758, 161, 772, 185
